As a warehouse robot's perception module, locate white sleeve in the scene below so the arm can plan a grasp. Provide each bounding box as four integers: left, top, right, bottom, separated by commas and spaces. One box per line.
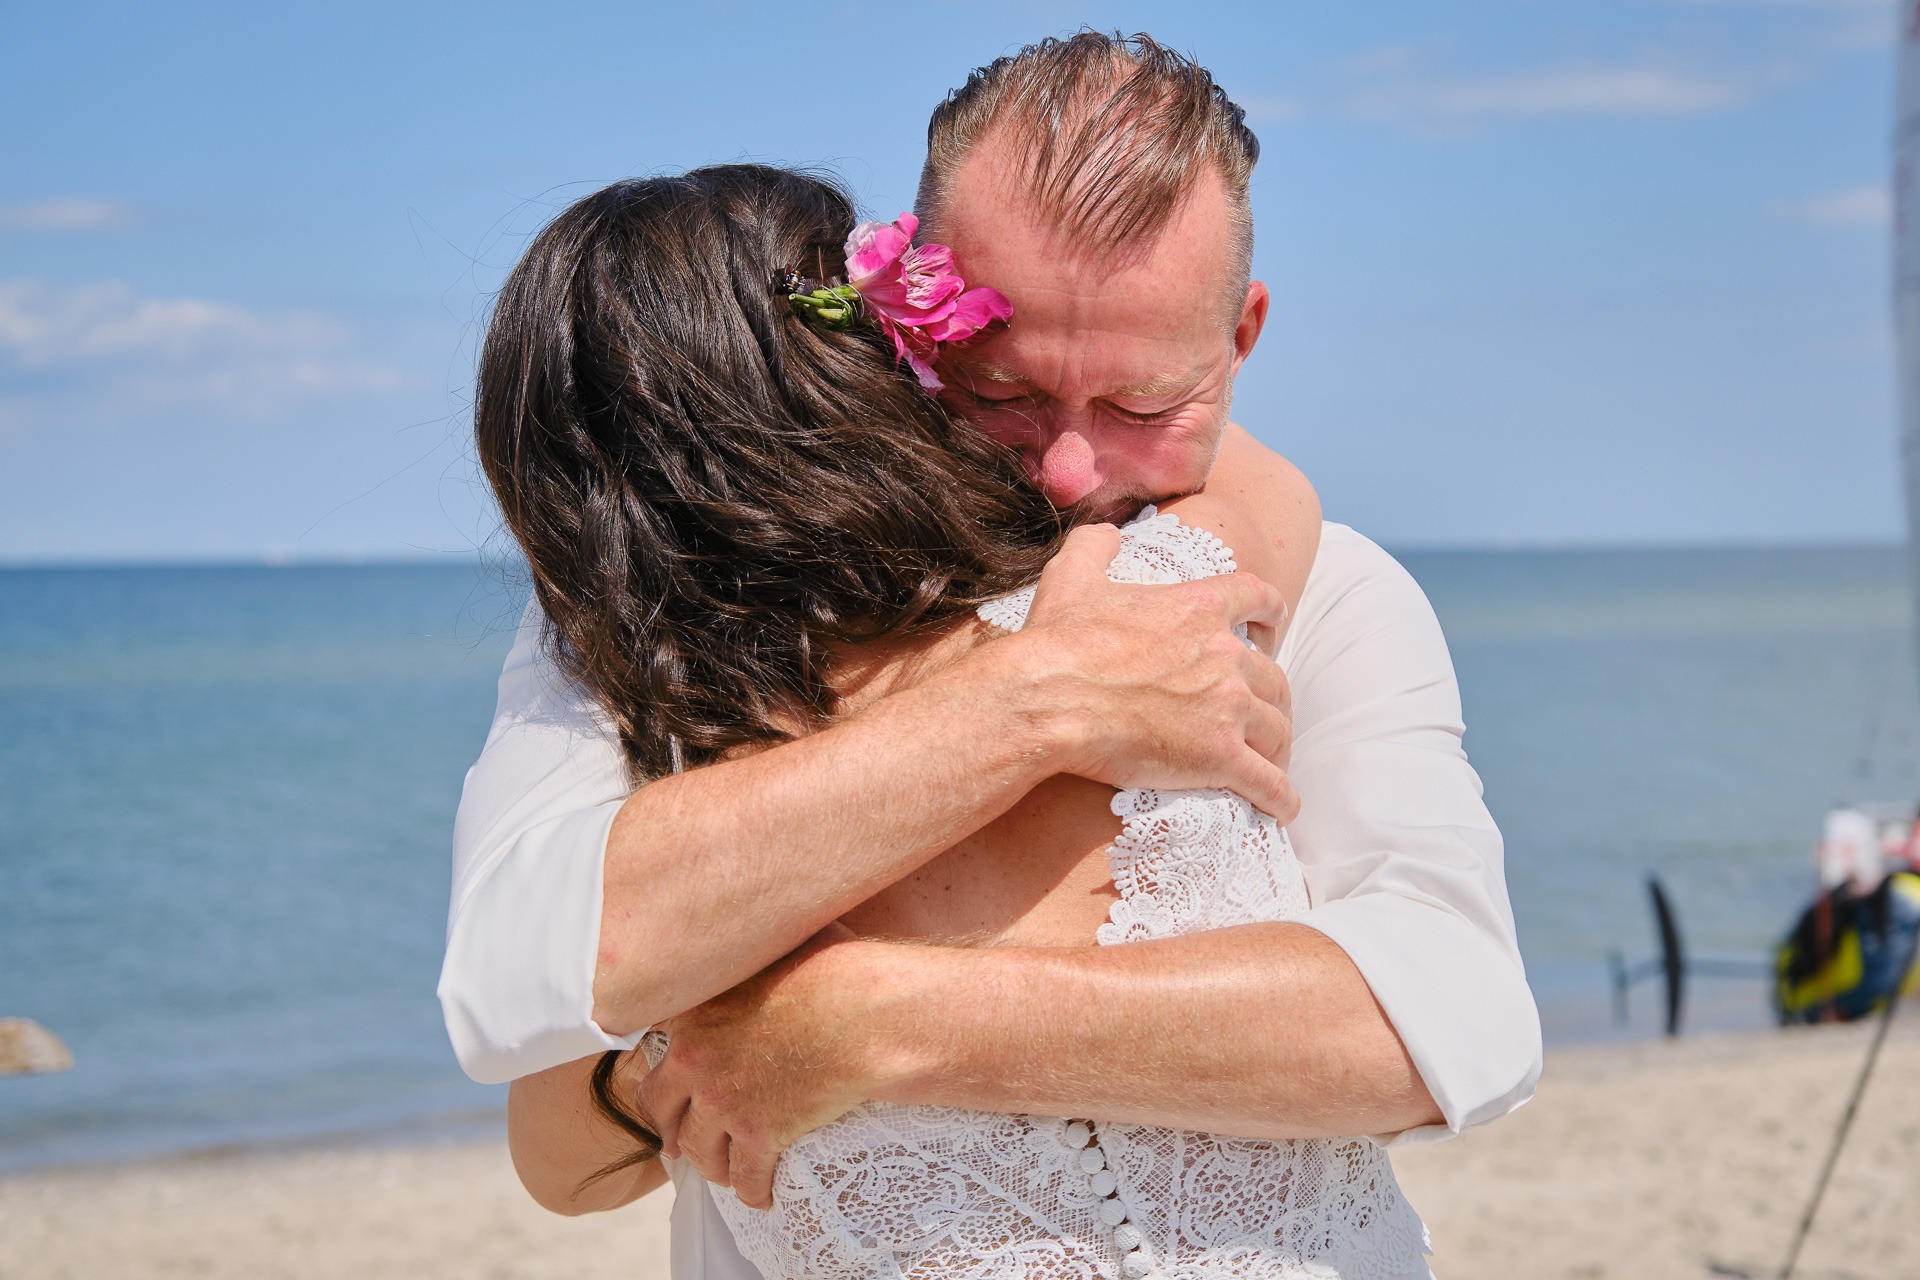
1279, 524, 1542, 1145
436, 601, 644, 1085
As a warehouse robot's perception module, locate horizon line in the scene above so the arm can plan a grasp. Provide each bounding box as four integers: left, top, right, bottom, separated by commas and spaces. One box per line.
0, 536, 1909, 571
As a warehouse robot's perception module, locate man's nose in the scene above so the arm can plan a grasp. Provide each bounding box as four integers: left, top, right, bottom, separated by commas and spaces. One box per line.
1035, 429, 1101, 506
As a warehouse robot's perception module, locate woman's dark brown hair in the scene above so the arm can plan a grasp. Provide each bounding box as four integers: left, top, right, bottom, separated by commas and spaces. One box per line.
474, 164, 1064, 1185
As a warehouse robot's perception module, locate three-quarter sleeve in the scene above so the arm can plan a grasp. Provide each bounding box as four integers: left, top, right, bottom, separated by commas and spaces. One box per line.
1280, 524, 1542, 1145
437, 604, 644, 1084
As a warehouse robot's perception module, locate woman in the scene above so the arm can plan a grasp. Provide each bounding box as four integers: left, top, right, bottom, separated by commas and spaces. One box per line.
479, 165, 1429, 1279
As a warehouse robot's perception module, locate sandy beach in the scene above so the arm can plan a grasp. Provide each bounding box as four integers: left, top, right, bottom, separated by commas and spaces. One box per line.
4, 1022, 1915, 1280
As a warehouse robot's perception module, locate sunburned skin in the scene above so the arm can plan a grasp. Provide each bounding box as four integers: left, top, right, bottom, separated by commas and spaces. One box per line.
1036, 430, 1100, 506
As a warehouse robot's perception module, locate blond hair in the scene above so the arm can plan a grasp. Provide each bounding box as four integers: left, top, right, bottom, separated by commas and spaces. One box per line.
917, 31, 1258, 303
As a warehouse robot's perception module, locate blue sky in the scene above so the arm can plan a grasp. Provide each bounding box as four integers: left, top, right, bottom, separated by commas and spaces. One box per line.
0, 0, 1900, 559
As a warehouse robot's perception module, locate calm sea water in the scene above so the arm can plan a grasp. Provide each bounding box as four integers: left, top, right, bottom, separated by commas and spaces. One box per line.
2, 547, 1915, 1172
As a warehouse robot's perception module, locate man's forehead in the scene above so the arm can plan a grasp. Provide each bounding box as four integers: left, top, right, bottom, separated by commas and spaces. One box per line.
951, 357, 1210, 399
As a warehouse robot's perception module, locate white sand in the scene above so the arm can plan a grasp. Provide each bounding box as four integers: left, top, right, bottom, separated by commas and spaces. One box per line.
1394, 1021, 1920, 1279
4, 1022, 1915, 1280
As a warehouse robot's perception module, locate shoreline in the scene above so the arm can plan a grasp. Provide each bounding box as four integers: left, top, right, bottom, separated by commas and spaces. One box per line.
6, 1021, 1917, 1279
0, 987, 1783, 1182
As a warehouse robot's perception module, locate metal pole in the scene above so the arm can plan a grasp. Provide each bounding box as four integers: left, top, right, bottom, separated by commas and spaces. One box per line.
1775, 919, 1920, 1279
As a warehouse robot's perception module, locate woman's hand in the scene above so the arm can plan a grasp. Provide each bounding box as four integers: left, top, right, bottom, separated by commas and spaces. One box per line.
638, 923, 913, 1210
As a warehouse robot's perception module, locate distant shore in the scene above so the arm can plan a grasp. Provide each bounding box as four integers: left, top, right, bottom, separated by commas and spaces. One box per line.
4, 1021, 1915, 1280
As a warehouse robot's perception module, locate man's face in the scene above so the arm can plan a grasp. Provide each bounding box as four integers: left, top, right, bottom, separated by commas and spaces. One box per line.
931, 142, 1269, 520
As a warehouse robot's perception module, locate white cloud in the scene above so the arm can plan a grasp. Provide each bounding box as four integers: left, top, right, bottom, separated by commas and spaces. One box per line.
1347, 61, 1751, 123
1776, 184, 1894, 227
0, 198, 135, 232
0, 280, 412, 411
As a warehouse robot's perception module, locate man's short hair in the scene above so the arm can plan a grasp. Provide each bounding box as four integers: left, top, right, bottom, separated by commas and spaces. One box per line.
917, 31, 1259, 308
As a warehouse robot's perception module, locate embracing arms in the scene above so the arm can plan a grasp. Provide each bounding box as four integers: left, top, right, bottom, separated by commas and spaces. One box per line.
633, 509, 1540, 1207
589, 526, 1297, 1034
439, 523, 1296, 1082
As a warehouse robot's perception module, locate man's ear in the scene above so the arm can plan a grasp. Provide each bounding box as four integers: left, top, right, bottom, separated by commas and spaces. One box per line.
1230, 280, 1270, 375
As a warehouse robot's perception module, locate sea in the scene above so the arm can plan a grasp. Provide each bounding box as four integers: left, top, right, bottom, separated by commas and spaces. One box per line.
2, 546, 1916, 1174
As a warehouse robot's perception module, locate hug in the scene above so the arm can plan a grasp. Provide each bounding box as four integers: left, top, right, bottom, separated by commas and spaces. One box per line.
439, 30, 1540, 1280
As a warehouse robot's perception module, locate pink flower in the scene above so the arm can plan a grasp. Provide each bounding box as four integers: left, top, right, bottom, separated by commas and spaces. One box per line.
844, 213, 1012, 389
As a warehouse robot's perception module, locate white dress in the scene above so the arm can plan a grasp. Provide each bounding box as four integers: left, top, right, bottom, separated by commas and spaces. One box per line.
695, 510, 1432, 1280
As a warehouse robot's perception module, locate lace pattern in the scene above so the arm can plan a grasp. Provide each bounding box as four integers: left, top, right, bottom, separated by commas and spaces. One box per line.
708, 508, 1430, 1280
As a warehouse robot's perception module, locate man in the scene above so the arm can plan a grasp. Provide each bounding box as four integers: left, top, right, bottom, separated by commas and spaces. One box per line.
440, 29, 1539, 1263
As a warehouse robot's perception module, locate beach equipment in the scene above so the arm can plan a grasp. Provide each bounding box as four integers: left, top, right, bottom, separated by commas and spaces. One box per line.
1606, 876, 1770, 1036
0, 1017, 72, 1076
1773, 870, 1920, 1024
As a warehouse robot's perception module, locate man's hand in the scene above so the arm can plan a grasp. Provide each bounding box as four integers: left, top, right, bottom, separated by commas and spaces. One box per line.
637, 925, 898, 1210
1017, 524, 1297, 820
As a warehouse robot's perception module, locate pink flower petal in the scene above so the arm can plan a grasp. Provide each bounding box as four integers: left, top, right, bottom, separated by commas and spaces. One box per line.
837, 212, 1006, 389
845, 219, 912, 285
926, 286, 1013, 344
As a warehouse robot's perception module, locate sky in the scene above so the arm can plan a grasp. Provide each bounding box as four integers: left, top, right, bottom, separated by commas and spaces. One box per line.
0, 0, 1902, 559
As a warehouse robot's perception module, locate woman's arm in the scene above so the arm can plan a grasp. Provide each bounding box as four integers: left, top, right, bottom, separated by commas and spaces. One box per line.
507, 1051, 669, 1215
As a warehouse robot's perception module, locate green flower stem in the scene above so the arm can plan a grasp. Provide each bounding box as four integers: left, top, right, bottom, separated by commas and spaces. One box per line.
788, 285, 862, 331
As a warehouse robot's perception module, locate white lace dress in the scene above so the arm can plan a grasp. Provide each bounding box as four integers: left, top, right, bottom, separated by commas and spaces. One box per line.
706, 509, 1432, 1280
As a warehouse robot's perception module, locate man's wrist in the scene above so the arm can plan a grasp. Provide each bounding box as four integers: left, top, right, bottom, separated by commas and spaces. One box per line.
972, 628, 1099, 780
831, 938, 971, 1098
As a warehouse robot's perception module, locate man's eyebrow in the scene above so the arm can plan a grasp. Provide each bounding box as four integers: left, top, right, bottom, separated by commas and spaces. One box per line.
960, 363, 1032, 386
958, 365, 1209, 397
1108, 368, 1207, 399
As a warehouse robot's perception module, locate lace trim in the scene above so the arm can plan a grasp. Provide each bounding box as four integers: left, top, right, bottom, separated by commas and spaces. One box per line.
1099, 788, 1309, 945
975, 506, 1237, 636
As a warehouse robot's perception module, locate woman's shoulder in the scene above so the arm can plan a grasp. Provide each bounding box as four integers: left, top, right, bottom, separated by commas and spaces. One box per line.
1155, 424, 1321, 620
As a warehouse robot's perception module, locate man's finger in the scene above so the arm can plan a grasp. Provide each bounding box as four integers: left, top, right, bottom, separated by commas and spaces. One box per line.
1243, 698, 1292, 767
1229, 749, 1299, 823
1032, 524, 1122, 599
1239, 648, 1290, 716
635, 1067, 691, 1160
1211, 570, 1289, 633
728, 1136, 781, 1210
677, 1107, 732, 1186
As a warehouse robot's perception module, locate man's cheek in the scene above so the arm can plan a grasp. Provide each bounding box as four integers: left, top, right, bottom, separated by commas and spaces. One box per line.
1108, 432, 1208, 491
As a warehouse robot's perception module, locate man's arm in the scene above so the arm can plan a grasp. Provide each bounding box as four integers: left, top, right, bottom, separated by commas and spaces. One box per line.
637, 520, 1540, 1206
440, 525, 1296, 1083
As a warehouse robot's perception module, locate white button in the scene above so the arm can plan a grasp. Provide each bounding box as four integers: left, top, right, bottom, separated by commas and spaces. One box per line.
1099, 1199, 1128, 1226
1079, 1149, 1106, 1173
1064, 1121, 1093, 1148
1114, 1224, 1145, 1251
1122, 1248, 1153, 1278
1090, 1169, 1118, 1196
